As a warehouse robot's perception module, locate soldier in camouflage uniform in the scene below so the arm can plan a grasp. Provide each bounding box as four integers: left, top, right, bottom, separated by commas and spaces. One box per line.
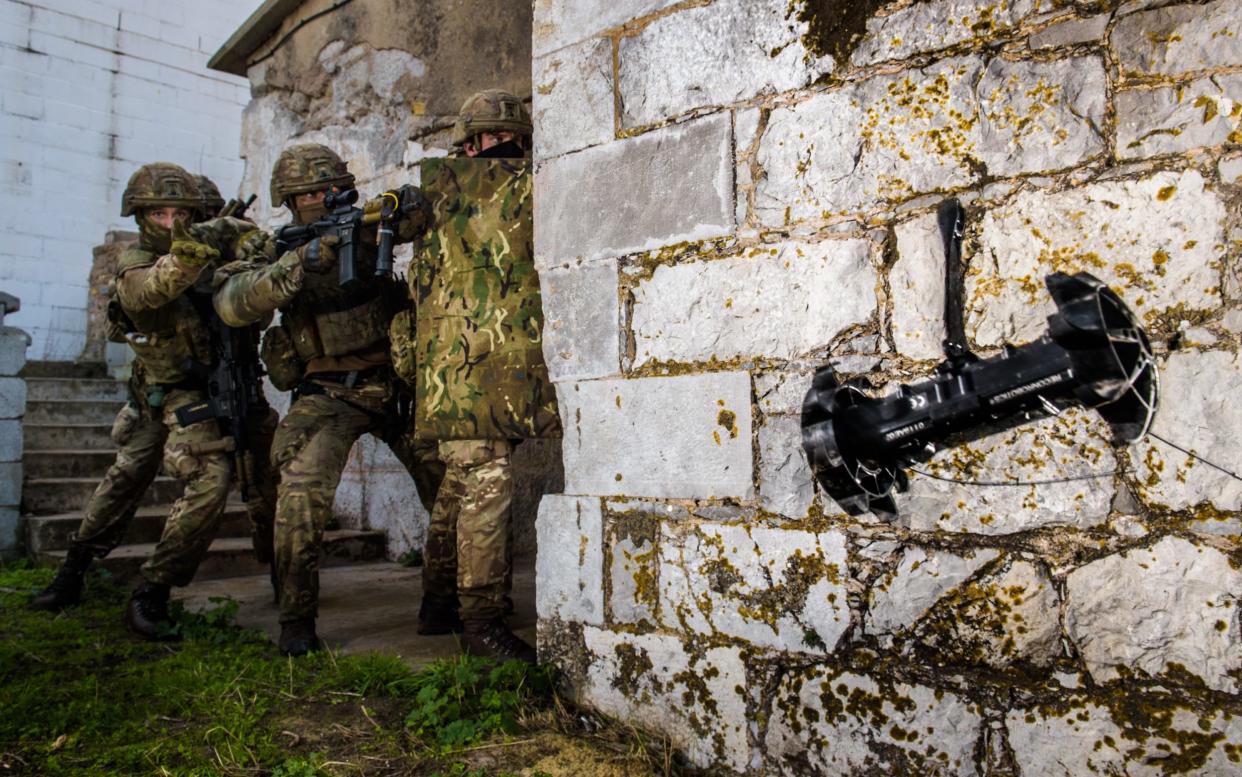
102, 162, 279, 639
396, 90, 560, 663
29, 173, 270, 612
213, 143, 444, 656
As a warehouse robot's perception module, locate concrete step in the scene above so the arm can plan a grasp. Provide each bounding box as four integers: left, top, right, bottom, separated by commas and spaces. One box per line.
25, 503, 250, 554
24, 377, 128, 402
23, 423, 115, 451
38, 530, 387, 582
25, 398, 126, 425
19, 360, 109, 379
23, 476, 182, 515
23, 449, 135, 479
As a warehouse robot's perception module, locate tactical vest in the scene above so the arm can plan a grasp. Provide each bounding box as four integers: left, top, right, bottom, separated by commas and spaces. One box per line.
115, 247, 213, 385
278, 241, 400, 367
408, 157, 560, 441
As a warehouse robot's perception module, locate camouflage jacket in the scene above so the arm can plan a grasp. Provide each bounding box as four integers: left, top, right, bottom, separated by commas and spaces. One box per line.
213, 219, 407, 379
114, 217, 262, 385
405, 157, 560, 441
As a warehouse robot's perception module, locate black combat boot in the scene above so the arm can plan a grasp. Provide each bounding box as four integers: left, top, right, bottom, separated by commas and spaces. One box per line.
278, 618, 320, 657
123, 580, 177, 641
461, 617, 537, 664
29, 544, 94, 611
417, 593, 463, 635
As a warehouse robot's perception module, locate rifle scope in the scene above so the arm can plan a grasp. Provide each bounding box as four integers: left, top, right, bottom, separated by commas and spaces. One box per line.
801, 271, 1159, 518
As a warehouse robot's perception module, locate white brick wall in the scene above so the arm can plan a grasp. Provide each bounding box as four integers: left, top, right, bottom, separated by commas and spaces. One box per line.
0, 0, 255, 360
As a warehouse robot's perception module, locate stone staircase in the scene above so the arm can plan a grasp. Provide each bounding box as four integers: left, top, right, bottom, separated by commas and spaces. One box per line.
21, 361, 387, 580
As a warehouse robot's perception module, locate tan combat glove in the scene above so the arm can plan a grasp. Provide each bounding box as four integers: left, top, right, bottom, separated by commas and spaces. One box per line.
296, 234, 339, 273
170, 220, 220, 268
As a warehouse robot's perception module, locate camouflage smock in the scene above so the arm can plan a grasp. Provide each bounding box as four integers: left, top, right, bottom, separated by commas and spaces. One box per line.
407, 158, 560, 441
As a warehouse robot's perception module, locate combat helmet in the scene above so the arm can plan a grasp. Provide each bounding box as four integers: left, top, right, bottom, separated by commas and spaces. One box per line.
195, 175, 225, 217
270, 143, 355, 208
451, 89, 532, 147
120, 162, 202, 218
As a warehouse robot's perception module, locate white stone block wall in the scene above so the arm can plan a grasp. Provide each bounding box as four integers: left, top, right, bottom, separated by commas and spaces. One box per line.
0, 0, 255, 360
533, 1, 1242, 773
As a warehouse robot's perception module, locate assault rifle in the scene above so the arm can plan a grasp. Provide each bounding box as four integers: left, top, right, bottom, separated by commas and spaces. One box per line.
219, 194, 258, 220
273, 186, 425, 286
175, 292, 268, 501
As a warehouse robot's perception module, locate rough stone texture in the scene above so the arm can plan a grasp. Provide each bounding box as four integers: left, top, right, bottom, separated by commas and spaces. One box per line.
1065, 536, 1242, 693
529, 0, 1242, 769
968, 170, 1226, 346
0, 328, 30, 377
866, 546, 1000, 639
539, 261, 621, 382
559, 372, 753, 499
659, 521, 849, 654
977, 57, 1108, 178
892, 210, 948, 360
1135, 350, 1242, 511
1116, 74, 1242, 160
915, 559, 1062, 668
755, 367, 818, 416
1221, 155, 1242, 184
533, 0, 680, 56
630, 240, 877, 367
1028, 13, 1110, 50
896, 408, 1116, 535
0, 378, 26, 420
536, 495, 604, 625
1111, 0, 1242, 79
852, 0, 1043, 66
535, 114, 734, 268
766, 669, 983, 776
580, 627, 750, 771
1007, 699, 1242, 776
606, 521, 658, 626
758, 415, 814, 519
0, 462, 19, 507
0, 420, 20, 463
756, 55, 1105, 223
617, 0, 833, 128
533, 37, 614, 160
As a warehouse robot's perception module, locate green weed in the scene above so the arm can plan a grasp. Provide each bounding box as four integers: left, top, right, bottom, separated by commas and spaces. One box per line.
403, 654, 553, 749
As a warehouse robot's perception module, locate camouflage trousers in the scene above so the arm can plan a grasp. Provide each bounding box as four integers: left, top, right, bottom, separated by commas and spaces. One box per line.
272, 379, 444, 623
72, 403, 167, 556
140, 389, 278, 587
422, 439, 514, 620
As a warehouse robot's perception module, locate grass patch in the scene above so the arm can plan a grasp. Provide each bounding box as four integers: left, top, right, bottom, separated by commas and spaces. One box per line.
0, 563, 680, 776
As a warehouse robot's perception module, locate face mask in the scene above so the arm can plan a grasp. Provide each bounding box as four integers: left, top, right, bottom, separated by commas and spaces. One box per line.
293, 199, 328, 225
140, 215, 173, 253
475, 139, 526, 159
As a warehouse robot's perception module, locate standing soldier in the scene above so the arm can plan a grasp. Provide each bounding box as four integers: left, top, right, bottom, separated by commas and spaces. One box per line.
396, 90, 561, 663
29, 173, 269, 612
106, 162, 278, 639
213, 143, 444, 656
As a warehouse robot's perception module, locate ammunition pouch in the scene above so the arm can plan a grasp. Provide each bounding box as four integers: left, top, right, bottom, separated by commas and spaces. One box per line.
260, 325, 304, 391
389, 309, 417, 386
285, 294, 390, 363
126, 321, 211, 385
